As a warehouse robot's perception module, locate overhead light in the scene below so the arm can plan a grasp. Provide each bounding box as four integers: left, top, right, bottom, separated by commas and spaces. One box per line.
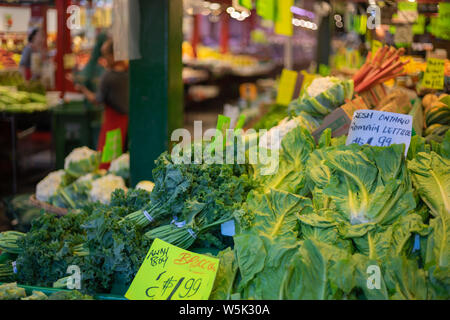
209, 3, 221, 11
231, 11, 240, 19
203, 1, 211, 8
241, 11, 250, 18
290, 6, 315, 19
336, 21, 343, 28
226, 7, 235, 14
201, 9, 211, 16
408, 0, 415, 2
292, 18, 301, 26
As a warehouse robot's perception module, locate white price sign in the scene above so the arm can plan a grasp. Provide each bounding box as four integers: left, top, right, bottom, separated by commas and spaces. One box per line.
346, 110, 413, 156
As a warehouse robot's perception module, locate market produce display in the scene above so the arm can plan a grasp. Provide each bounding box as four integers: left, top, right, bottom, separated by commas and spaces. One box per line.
0, 87, 47, 113
0, 42, 449, 301
209, 128, 450, 300
0, 282, 93, 300
422, 93, 450, 143
1, 126, 448, 300
0, 189, 152, 295
289, 77, 354, 119
35, 147, 129, 210
0, 49, 20, 70
353, 46, 408, 93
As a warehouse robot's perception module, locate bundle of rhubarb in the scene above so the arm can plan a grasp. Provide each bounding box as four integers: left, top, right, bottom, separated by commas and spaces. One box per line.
353, 46, 409, 93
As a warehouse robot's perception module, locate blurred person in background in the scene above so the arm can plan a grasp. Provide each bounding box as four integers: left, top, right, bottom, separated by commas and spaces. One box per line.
19, 28, 44, 81
72, 31, 108, 93
74, 38, 129, 169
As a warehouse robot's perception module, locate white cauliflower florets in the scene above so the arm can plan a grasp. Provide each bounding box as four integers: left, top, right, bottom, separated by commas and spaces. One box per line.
36, 170, 66, 202
64, 146, 97, 170
135, 180, 155, 193
306, 76, 337, 97
89, 174, 127, 205
258, 117, 299, 150
109, 153, 129, 174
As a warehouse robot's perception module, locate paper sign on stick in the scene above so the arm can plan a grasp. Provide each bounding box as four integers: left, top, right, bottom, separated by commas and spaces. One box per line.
346, 110, 413, 156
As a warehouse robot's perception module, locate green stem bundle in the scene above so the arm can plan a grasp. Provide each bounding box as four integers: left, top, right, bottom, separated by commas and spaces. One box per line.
121, 202, 169, 229
73, 243, 90, 257
0, 231, 25, 254
144, 224, 197, 249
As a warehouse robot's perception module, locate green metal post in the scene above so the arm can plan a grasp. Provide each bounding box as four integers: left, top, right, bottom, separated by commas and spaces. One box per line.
129, 0, 184, 186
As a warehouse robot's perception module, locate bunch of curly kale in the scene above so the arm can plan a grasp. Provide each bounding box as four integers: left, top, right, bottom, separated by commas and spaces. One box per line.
13, 188, 152, 295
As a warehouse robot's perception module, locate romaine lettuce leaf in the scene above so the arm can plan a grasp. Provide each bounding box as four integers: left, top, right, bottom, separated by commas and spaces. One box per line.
253, 126, 315, 195
407, 152, 450, 218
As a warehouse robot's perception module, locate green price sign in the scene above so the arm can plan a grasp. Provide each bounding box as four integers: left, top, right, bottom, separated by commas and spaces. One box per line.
101, 128, 122, 163
239, 0, 253, 10
256, 0, 275, 21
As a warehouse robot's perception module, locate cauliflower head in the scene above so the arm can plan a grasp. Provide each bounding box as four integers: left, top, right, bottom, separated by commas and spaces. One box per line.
135, 180, 155, 193
89, 174, 127, 205
108, 153, 130, 180
36, 170, 66, 202
64, 147, 100, 178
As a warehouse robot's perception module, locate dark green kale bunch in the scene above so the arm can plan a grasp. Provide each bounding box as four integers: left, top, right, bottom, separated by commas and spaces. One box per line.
16, 211, 89, 288
144, 150, 259, 250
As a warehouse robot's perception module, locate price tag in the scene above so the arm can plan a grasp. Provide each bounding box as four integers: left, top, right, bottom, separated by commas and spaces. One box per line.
63, 54, 76, 69
221, 220, 236, 237
394, 25, 413, 46
256, 0, 275, 21
101, 128, 123, 163
412, 14, 425, 35
239, 83, 257, 101
209, 115, 231, 154
397, 1, 418, 23
276, 69, 298, 106
318, 64, 331, 76
346, 110, 413, 156
234, 114, 246, 132
125, 239, 219, 300
372, 40, 383, 56
274, 0, 293, 36
300, 70, 317, 96
239, 0, 253, 10
422, 58, 445, 90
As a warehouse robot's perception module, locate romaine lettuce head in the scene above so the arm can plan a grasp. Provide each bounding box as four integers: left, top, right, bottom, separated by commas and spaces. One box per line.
307, 143, 416, 227
253, 126, 316, 195
289, 78, 354, 118
407, 151, 450, 218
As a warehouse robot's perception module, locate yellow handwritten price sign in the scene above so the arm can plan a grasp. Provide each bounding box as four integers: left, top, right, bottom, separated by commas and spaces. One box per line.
63, 54, 76, 69
274, 0, 293, 36
276, 69, 298, 106
125, 239, 219, 300
422, 58, 445, 90
300, 70, 317, 97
